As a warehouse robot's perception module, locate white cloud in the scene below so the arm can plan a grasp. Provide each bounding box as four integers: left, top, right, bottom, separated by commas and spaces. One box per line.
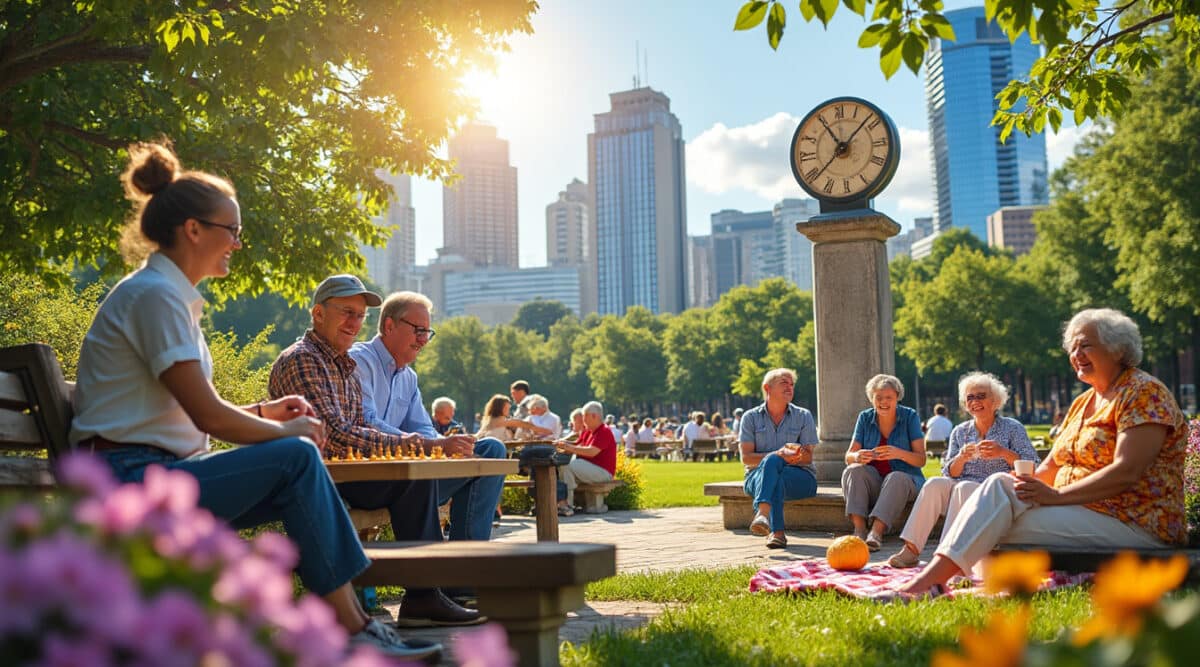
1045, 122, 1092, 173
687, 113, 935, 221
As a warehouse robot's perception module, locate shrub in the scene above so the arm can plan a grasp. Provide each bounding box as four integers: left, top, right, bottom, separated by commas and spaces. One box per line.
0, 454, 394, 666
0, 271, 106, 380
604, 451, 644, 510
1185, 419, 1200, 546
500, 475, 534, 515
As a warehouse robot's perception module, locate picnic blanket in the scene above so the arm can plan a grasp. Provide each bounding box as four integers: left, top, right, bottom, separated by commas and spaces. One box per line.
749, 559, 1092, 599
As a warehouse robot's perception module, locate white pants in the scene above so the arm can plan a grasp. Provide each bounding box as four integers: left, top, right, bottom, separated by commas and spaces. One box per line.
558, 456, 614, 500
898, 477, 979, 551
937, 473, 1166, 574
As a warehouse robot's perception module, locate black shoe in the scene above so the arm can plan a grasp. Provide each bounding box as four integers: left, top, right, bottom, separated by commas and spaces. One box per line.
395, 590, 487, 628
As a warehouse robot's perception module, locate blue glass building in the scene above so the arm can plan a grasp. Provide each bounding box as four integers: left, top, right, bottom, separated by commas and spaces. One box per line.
926, 6, 1048, 239
588, 87, 687, 315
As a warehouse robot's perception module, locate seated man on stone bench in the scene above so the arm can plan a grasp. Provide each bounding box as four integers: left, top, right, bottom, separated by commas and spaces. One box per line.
900, 309, 1189, 596
269, 276, 486, 628
552, 401, 618, 517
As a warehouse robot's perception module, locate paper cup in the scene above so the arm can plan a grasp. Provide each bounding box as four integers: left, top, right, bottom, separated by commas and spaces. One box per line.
1013, 460, 1035, 476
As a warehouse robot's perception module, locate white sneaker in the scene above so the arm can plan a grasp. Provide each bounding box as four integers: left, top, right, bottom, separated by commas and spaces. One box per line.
348, 619, 442, 660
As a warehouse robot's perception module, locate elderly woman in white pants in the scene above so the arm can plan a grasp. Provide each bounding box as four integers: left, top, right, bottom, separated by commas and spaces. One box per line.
887, 372, 1039, 568
898, 309, 1188, 595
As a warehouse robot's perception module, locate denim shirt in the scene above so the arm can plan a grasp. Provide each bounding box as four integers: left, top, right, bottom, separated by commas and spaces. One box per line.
737, 402, 819, 477
348, 336, 438, 439
850, 404, 926, 490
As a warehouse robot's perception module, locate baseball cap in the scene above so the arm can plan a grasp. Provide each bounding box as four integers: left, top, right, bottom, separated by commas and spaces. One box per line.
312, 274, 382, 308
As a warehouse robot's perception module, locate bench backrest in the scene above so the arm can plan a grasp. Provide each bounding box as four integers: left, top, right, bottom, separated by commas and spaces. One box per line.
691, 439, 719, 453
0, 343, 73, 488
633, 441, 656, 455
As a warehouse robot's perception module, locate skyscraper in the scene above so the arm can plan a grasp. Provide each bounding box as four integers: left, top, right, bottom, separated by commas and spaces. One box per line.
925, 6, 1048, 240
442, 123, 519, 268
546, 178, 589, 267
588, 87, 687, 315
361, 170, 417, 292
772, 198, 820, 291
710, 209, 778, 296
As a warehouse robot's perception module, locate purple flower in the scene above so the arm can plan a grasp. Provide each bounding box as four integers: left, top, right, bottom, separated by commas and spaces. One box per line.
0, 546, 40, 634
208, 612, 274, 667
30, 633, 116, 667
212, 554, 295, 624
252, 530, 299, 571
271, 594, 347, 667
453, 622, 517, 667
56, 452, 118, 498
0, 501, 42, 539
129, 590, 214, 666
141, 464, 200, 516
75, 484, 151, 536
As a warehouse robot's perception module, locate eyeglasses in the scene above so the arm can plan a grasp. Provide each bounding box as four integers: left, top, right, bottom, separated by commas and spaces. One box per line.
195, 218, 243, 241
965, 393, 989, 402
398, 317, 436, 340
325, 305, 368, 322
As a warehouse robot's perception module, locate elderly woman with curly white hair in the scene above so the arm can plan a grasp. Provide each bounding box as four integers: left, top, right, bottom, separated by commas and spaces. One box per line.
842, 374, 927, 551
899, 308, 1188, 595
886, 372, 1039, 568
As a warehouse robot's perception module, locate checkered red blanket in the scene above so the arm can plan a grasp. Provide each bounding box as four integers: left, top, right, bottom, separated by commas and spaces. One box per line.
749, 559, 1091, 599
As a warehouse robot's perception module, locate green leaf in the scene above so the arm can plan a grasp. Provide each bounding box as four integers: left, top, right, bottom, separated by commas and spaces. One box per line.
841, 0, 867, 16
734, 1, 769, 31
920, 14, 956, 41
181, 21, 196, 46
901, 32, 927, 74
858, 24, 887, 48
879, 32, 904, 79
799, 0, 816, 22
815, 0, 840, 26
1047, 107, 1062, 133
767, 2, 785, 49
158, 19, 180, 53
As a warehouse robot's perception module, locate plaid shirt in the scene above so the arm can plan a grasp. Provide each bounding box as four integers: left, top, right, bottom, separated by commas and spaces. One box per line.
268, 330, 403, 459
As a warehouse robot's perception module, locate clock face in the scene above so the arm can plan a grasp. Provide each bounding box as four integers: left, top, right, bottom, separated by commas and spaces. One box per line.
790, 97, 900, 203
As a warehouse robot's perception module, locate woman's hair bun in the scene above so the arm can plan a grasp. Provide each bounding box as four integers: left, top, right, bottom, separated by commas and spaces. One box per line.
123, 141, 180, 198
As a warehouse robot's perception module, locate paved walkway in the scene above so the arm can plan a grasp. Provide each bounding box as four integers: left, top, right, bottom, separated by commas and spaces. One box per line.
382, 505, 931, 665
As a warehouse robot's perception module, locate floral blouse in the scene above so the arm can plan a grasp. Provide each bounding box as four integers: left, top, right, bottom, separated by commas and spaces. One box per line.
1050, 367, 1187, 545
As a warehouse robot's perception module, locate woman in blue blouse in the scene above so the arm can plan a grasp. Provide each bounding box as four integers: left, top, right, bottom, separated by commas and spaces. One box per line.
842, 374, 926, 551
886, 372, 1038, 568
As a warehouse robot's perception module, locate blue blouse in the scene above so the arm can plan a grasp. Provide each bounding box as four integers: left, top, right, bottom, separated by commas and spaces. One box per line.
850, 404, 926, 490
941, 416, 1039, 482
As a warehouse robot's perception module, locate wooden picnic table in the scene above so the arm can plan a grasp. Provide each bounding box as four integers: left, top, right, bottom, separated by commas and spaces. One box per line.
324, 457, 517, 483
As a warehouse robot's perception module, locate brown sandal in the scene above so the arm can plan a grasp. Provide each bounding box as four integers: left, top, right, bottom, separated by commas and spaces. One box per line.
766, 533, 788, 549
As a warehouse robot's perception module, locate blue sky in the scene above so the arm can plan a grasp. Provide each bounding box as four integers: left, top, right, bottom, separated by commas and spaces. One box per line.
409, 1, 1084, 267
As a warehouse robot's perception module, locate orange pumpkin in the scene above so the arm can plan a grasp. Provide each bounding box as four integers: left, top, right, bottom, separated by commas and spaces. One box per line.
827, 535, 870, 571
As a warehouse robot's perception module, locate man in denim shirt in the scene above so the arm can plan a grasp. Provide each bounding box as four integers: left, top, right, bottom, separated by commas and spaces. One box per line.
738, 368, 819, 549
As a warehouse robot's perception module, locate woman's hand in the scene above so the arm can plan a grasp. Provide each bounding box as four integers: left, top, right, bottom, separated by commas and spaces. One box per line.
1014, 475, 1061, 505
873, 445, 894, 460
977, 439, 1004, 459
958, 442, 978, 460
855, 448, 875, 464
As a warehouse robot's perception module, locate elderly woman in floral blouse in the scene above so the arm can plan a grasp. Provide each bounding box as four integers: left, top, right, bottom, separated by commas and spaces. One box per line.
899, 309, 1188, 595
887, 372, 1039, 568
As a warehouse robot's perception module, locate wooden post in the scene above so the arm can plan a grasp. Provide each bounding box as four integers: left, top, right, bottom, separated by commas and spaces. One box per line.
530, 462, 559, 542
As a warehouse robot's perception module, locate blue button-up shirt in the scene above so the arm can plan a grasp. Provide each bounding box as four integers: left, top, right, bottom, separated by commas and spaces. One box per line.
942, 416, 1039, 481
850, 405, 926, 490
737, 402, 819, 477
348, 336, 438, 439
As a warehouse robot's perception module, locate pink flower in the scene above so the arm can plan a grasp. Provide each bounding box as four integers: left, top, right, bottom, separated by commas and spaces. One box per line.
271, 594, 347, 667
75, 484, 151, 536
55, 452, 117, 498
344, 647, 416, 667
207, 612, 274, 667
212, 554, 295, 624
252, 530, 299, 571
453, 623, 517, 667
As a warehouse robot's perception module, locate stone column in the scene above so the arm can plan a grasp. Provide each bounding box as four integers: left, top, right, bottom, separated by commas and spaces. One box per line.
795, 210, 900, 483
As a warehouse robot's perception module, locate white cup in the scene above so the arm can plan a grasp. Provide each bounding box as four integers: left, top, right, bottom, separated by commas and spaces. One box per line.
1013, 460, 1035, 477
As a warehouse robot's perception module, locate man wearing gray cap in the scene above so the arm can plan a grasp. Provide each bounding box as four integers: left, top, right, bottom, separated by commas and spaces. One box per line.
269, 274, 483, 628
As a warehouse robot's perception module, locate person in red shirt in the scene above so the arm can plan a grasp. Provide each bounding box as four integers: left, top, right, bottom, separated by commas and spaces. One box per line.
553, 401, 616, 516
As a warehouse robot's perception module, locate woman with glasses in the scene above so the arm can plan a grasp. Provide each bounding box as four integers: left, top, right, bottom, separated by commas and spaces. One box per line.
898, 309, 1187, 596
886, 372, 1038, 568
68, 141, 439, 660
841, 374, 927, 551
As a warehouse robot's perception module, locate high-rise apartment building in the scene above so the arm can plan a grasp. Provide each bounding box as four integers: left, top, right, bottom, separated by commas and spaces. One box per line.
772, 198, 820, 291
361, 170, 418, 292
546, 178, 589, 267
687, 235, 715, 308
987, 205, 1044, 256
925, 6, 1048, 240
710, 209, 778, 296
887, 215, 934, 261
442, 123, 519, 268
588, 87, 687, 315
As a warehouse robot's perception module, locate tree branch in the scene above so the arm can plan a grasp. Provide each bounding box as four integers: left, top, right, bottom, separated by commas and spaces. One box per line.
1, 21, 97, 69
0, 42, 151, 94
43, 121, 127, 150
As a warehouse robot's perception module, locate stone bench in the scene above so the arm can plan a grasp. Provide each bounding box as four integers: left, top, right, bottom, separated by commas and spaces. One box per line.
703, 481, 922, 534
357, 541, 616, 667
574, 479, 624, 514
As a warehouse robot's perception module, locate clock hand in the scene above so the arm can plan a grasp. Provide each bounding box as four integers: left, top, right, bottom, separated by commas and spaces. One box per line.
842, 113, 874, 147
813, 144, 843, 181
817, 116, 841, 142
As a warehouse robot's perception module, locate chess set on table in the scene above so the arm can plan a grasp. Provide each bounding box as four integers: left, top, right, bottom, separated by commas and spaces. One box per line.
324, 443, 466, 462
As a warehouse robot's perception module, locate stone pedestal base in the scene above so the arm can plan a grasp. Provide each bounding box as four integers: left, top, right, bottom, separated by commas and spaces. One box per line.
811, 440, 848, 485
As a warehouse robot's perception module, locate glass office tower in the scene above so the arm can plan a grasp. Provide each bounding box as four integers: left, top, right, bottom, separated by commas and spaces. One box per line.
926, 6, 1048, 238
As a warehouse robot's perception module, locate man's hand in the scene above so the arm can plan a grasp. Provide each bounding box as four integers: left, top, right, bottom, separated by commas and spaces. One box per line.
435, 434, 476, 458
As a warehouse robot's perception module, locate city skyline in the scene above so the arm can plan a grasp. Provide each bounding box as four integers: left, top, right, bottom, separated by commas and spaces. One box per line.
406, 1, 1087, 269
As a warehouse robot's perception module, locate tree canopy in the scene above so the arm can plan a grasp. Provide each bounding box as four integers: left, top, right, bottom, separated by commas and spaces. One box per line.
1, 0, 536, 301
733, 0, 1200, 139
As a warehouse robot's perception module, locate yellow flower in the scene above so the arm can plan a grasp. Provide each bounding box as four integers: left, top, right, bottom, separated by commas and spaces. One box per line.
983, 550, 1050, 596
932, 606, 1030, 667
1073, 552, 1189, 645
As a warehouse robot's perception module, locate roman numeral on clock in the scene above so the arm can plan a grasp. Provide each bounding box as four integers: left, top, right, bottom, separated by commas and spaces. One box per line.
823, 178, 834, 193
870, 154, 885, 166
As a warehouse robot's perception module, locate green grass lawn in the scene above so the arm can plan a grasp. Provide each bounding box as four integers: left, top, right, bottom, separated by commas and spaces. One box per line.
569, 567, 1094, 667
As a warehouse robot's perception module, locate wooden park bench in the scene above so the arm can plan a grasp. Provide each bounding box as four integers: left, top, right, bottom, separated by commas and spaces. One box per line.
631, 440, 657, 459
0, 343, 616, 666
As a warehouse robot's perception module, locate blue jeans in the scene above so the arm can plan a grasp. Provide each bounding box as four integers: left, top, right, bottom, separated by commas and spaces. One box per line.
436, 437, 506, 541
99, 438, 368, 596
743, 453, 818, 532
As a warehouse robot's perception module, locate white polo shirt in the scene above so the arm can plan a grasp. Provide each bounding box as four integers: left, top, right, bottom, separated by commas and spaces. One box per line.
70, 253, 211, 457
